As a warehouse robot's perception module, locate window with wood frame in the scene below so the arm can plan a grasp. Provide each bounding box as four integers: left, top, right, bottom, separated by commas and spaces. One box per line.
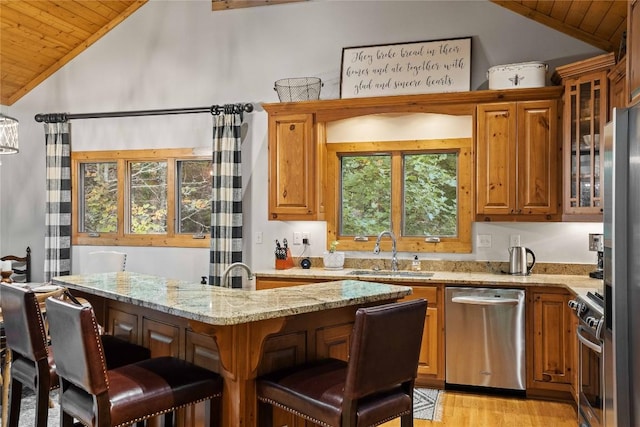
326, 138, 473, 253
72, 149, 212, 247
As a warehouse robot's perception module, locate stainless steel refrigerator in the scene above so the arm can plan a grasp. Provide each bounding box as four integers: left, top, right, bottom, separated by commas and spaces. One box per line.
603, 104, 640, 427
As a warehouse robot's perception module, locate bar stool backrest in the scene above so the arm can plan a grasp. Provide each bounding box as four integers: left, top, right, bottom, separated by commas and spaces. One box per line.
1, 283, 48, 362
344, 299, 427, 401
45, 297, 109, 395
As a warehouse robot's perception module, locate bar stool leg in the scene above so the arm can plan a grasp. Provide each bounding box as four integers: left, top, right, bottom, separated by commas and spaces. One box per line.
7, 378, 21, 427
163, 412, 173, 427
35, 376, 50, 427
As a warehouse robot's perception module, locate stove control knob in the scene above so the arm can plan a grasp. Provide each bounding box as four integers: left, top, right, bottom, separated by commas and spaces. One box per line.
586, 316, 601, 329
568, 300, 586, 314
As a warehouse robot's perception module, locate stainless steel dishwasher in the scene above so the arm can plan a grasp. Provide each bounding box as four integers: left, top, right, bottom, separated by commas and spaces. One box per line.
445, 287, 525, 390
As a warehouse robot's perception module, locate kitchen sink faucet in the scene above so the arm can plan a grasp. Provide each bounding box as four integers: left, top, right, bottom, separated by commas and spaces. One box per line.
221, 262, 254, 288
373, 230, 398, 272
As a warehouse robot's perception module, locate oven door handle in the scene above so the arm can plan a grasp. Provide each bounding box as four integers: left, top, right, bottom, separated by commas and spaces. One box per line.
577, 325, 602, 353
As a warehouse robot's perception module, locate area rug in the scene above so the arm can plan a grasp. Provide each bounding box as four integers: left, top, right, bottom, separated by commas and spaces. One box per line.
6, 388, 444, 424
414, 387, 445, 421
0, 389, 61, 426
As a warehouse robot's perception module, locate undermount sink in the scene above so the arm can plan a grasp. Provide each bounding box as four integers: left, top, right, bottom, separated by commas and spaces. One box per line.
348, 270, 434, 278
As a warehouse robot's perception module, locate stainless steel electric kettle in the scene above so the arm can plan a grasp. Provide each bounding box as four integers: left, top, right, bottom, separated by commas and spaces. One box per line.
508, 246, 536, 275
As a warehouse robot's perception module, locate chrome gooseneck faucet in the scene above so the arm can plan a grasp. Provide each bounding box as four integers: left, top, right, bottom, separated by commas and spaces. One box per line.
373, 230, 398, 272
221, 262, 254, 288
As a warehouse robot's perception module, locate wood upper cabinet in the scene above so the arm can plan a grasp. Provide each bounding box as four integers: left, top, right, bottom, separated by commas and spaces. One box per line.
629, 0, 640, 105
555, 53, 615, 221
527, 289, 575, 395
476, 99, 559, 219
264, 88, 562, 224
266, 112, 325, 221
609, 56, 627, 114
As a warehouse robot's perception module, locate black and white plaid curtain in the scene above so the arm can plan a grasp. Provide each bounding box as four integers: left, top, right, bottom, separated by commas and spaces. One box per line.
209, 108, 243, 287
44, 122, 71, 282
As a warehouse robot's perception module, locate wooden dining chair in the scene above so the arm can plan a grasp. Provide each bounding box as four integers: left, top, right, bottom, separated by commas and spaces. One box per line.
81, 251, 127, 274
1, 247, 31, 283
0, 284, 151, 427
45, 296, 223, 427
257, 298, 427, 427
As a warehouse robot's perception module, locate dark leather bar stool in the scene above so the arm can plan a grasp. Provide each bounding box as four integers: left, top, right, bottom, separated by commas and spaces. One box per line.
257, 299, 427, 427
0, 284, 151, 427
45, 296, 223, 427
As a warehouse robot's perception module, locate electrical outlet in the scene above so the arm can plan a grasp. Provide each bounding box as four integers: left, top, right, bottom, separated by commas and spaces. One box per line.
302, 232, 310, 245
293, 231, 302, 245
510, 234, 521, 247
477, 234, 492, 248
255, 232, 263, 244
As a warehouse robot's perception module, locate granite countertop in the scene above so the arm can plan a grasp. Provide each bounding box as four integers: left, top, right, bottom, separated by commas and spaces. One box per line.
52, 272, 412, 325
254, 267, 604, 298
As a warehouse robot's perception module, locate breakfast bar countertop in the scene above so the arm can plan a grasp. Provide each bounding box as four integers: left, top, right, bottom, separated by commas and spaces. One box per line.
52, 272, 412, 326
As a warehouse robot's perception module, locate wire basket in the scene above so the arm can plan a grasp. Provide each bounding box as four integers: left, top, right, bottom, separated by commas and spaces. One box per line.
274, 77, 322, 102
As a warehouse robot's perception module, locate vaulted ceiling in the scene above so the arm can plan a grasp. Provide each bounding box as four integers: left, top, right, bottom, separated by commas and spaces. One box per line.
0, 0, 629, 106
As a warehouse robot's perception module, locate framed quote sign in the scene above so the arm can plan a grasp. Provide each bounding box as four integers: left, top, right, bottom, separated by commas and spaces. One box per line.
340, 37, 471, 99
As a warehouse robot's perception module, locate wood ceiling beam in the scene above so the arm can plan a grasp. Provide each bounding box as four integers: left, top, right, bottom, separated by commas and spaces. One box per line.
211, 0, 306, 11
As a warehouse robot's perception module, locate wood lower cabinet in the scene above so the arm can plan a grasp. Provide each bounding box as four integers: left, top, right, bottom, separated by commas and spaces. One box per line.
108, 307, 139, 343
142, 317, 181, 357
255, 277, 324, 289
527, 288, 575, 399
476, 99, 560, 220
401, 286, 442, 385
256, 277, 444, 387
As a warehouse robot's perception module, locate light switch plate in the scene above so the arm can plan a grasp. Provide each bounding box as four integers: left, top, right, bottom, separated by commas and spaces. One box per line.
477, 234, 492, 248
293, 232, 302, 245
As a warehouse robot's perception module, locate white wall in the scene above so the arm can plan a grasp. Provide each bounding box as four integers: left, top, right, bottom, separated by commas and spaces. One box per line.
0, 0, 604, 282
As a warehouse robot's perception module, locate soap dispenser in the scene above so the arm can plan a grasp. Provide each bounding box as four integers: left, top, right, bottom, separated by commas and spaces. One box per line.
412, 255, 421, 271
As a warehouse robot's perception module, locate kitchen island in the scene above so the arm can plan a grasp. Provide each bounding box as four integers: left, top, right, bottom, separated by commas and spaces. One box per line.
52, 272, 412, 427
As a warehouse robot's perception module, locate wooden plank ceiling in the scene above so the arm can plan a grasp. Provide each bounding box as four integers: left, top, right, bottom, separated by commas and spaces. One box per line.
490, 0, 628, 53
0, 0, 628, 106
0, 0, 147, 106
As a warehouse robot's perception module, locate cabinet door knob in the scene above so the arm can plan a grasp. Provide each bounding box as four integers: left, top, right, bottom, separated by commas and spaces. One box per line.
289, 124, 296, 131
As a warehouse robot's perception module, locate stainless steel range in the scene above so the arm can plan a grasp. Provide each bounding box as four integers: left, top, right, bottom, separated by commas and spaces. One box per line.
569, 291, 604, 427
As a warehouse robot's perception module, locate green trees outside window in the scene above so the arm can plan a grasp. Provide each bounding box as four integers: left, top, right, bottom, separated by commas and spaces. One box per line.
73, 149, 212, 248
327, 138, 472, 253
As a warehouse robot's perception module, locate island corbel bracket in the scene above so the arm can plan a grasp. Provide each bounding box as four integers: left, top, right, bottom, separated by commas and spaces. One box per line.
189, 317, 286, 378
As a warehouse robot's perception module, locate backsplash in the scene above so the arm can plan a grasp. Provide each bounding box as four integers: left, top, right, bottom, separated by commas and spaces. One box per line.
304, 257, 594, 276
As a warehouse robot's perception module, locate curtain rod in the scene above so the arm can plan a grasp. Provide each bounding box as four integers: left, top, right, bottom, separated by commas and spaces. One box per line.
34, 103, 254, 123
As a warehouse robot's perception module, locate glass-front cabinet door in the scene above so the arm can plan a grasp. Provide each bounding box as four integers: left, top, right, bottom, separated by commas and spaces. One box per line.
557, 53, 614, 221
565, 74, 605, 216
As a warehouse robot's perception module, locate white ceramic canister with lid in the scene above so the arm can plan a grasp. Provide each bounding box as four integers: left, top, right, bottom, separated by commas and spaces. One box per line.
487, 61, 548, 90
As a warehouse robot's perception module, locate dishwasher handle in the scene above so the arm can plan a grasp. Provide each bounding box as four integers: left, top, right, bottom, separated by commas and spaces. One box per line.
451, 295, 520, 306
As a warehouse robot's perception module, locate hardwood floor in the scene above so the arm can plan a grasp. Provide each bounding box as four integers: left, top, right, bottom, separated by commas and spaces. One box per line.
381, 390, 577, 426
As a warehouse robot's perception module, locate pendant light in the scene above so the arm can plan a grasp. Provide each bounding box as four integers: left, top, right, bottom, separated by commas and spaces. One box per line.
0, 113, 19, 154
